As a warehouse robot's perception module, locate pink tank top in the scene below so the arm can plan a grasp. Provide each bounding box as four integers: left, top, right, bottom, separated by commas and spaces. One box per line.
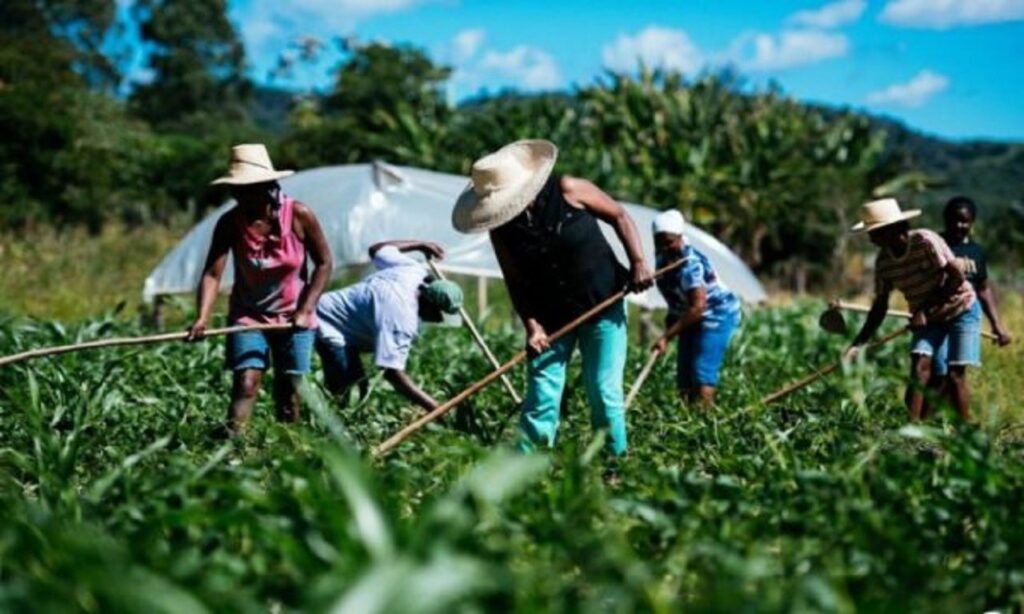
228, 194, 314, 326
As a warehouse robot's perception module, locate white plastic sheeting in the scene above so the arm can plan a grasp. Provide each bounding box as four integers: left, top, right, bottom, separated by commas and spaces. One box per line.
143, 162, 766, 309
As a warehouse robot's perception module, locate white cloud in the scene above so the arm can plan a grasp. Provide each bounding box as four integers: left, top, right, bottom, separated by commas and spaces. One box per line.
729, 29, 849, 71
880, 0, 1024, 28
866, 70, 950, 107
479, 46, 561, 89
452, 28, 486, 63
601, 26, 704, 74
789, 0, 867, 28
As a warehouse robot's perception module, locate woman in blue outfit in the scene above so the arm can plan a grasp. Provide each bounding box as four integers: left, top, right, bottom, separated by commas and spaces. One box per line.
651, 210, 741, 407
451, 140, 653, 456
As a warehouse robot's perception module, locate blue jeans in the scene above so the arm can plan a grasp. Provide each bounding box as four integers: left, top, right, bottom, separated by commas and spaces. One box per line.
519, 300, 628, 456
226, 328, 315, 374
921, 300, 982, 376
676, 310, 741, 389
314, 337, 368, 402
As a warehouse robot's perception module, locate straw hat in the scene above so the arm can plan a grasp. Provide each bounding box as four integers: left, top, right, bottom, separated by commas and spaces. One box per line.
850, 198, 921, 233
210, 144, 294, 186
451, 139, 558, 233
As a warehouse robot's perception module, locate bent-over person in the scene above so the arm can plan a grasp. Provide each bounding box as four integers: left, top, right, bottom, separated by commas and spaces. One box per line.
452, 139, 653, 456
315, 240, 463, 411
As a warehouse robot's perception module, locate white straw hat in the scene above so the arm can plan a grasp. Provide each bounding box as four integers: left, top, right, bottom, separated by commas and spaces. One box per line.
850, 198, 921, 233
451, 139, 558, 234
653, 209, 686, 235
211, 143, 294, 186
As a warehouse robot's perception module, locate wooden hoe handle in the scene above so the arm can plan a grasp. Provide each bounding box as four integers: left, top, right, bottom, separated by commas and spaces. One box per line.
372, 259, 684, 458
759, 326, 908, 406
0, 323, 294, 368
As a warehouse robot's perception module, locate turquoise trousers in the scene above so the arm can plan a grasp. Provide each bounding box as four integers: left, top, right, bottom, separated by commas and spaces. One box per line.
519, 300, 628, 455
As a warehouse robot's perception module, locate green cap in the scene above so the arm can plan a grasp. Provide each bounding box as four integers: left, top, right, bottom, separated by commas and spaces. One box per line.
421, 280, 464, 315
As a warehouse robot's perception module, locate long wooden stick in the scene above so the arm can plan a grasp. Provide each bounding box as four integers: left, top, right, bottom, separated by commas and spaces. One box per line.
760, 326, 908, 405
372, 259, 685, 458
832, 300, 998, 340
625, 349, 662, 408
0, 323, 293, 368
426, 260, 521, 404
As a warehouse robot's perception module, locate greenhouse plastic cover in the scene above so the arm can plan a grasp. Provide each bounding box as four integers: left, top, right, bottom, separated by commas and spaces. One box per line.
143, 162, 766, 309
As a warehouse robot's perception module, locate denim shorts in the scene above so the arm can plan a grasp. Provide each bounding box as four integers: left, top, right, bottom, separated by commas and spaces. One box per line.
676, 309, 741, 388
912, 300, 981, 375
314, 336, 368, 399
225, 327, 315, 374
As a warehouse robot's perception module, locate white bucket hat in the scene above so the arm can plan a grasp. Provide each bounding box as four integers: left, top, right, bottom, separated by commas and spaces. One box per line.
653, 209, 686, 235
451, 139, 558, 233
851, 198, 921, 233
211, 143, 294, 186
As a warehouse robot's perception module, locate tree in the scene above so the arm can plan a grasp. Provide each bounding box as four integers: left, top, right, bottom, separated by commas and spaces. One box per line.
130, 0, 250, 128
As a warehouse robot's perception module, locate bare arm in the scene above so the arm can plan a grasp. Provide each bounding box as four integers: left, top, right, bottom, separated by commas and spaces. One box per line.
293, 203, 333, 326
849, 291, 891, 350
665, 288, 706, 340
187, 215, 232, 340
976, 278, 1012, 345
368, 240, 445, 260
560, 175, 653, 290
383, 368, 438, 411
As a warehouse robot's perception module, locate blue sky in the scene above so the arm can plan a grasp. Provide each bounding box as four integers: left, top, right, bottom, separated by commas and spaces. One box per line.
220, 0, 1024, 141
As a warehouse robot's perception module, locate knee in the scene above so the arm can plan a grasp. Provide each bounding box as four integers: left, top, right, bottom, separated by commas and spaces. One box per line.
235, 373, 262, 400
946, 366, 967, 384
912, 356, 933, 383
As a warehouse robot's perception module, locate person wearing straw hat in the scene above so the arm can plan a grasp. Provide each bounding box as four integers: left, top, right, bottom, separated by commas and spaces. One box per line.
452, 139, 653, 456
187, 144, 333, 435
314, 240, 464, 411
844, 198, 978, 421
650, 209, 742, 407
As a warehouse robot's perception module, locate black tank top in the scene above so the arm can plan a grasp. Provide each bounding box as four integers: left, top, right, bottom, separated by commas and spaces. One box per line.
491, 175, 628, 330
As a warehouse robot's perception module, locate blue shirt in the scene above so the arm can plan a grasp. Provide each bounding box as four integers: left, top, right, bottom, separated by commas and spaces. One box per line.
656, 244, 741, 324
315, 247, 427, 370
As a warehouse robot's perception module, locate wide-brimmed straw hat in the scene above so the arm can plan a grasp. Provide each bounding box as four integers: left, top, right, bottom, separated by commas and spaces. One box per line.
451, 139, 558, 233
850, 198, 921, 233
211, 143, 294, 186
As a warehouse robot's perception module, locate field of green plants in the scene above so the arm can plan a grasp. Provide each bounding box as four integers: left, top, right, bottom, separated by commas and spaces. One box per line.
2, 296, 1024, 612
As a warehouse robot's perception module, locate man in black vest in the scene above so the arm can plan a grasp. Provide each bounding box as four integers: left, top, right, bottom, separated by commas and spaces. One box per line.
452, 140, 652, 457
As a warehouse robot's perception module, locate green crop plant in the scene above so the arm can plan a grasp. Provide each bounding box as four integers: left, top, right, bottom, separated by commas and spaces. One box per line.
1, 301, 1023, 612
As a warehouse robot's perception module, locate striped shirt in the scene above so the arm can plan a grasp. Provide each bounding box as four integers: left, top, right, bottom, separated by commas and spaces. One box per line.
874, 229, 975, 323
656, 244, 741, 324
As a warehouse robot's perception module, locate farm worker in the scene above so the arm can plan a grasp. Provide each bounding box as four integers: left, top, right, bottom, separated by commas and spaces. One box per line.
314, 240, 464, 411
187, 144, 333, 435
650, 210, 742, 406
451, 139, 653, 456
844, 198, 978, 421
928, 196, 1012, 416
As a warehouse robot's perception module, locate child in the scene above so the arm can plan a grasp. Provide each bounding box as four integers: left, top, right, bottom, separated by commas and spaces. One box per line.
928, 196, 1013, 415
844, 198, 979, 421
651, 210, 742, 406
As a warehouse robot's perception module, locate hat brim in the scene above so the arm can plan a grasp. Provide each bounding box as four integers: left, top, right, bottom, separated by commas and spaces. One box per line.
210, 169, 294, 186
451, 141, 558, 234
850, 209, 921, 233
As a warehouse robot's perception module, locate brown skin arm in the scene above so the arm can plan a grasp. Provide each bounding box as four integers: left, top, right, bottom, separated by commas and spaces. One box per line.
652, 287, 706, 354
560, 176, 654, 290
976, 278, 1012, 345
292, 203, 333, 328
846, 290, 891, 359
383, 368, 438, 411
187, 214, 233, 340
368, 240, 445, 260
491, 233, 549, 355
